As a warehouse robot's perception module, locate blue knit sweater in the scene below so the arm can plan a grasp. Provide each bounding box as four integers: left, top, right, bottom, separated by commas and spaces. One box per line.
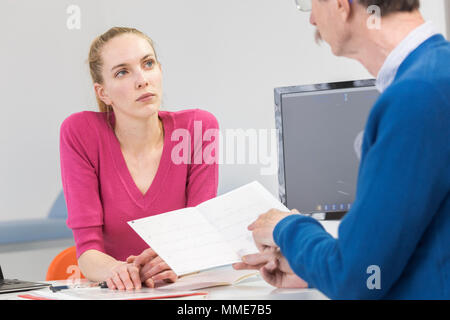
273, 34, 450, 299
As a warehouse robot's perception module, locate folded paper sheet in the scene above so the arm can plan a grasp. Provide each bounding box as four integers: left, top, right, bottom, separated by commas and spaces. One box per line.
128, 181, 289, 276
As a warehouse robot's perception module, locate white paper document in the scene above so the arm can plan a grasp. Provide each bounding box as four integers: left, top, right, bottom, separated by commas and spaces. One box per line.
128, 181, 289, 276
20, 286, 206, 300
159, 267, 259, 291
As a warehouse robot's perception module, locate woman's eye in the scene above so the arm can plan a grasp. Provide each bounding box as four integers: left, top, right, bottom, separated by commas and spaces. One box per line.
145, 60, 154, 68
115, 70, 127, 77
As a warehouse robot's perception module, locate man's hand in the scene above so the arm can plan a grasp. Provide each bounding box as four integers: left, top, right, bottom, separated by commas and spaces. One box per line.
248, 208, 298, 250
233, 246, 308, 289
259, 264, 308, 288
126, 248, 177, 288
233, 208, 307, 288
233, 247, 279, 271
259, 254, 308, 289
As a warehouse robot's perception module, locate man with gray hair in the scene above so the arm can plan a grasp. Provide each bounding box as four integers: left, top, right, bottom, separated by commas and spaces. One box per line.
234, 0, 449, 299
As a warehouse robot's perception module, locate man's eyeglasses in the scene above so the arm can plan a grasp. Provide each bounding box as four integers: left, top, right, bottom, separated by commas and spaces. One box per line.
295, 0, 353, 12
295, 0, 312, 12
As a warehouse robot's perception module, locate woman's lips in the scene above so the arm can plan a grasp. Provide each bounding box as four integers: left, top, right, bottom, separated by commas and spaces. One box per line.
136, 93, 155, 102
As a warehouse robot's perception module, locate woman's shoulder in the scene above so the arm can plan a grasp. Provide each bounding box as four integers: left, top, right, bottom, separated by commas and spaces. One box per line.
59, 111, 109, 161
60, 111, 110, 151
60, 111, 108, 134
161, 108, 219, 131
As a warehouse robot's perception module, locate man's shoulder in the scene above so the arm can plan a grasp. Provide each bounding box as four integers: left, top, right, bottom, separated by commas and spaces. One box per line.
383, 77, 447, 108
387, 34, 450, 113
397, 35, 450, 88
371, 78, 449, 133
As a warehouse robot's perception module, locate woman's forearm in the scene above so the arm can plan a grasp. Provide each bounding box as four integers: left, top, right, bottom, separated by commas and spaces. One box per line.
78, 249, 123, 282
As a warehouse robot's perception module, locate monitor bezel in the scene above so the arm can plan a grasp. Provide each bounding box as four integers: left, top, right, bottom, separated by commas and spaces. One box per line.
274, 79, 376, 212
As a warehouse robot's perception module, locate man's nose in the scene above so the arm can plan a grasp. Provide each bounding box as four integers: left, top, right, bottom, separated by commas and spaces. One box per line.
309, 12, 316, 26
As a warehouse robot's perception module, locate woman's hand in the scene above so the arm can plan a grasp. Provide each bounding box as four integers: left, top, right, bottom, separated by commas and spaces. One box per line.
105, 261, 142, 291
127, 248, 178, 287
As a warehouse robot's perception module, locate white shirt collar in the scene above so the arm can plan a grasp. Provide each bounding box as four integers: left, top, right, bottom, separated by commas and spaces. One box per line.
376, 21, 439, 93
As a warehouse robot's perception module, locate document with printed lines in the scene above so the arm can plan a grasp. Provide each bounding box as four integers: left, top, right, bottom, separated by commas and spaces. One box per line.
128, 181, 289, 276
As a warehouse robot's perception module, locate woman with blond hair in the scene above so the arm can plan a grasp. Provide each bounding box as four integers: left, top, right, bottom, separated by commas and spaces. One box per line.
60, 27, 219, 290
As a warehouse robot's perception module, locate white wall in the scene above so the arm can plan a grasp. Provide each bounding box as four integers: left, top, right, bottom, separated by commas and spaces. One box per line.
0, 0, 448, 280
446, 0, 450, 36
2, 0, 446, 223
0, 238, 75, 281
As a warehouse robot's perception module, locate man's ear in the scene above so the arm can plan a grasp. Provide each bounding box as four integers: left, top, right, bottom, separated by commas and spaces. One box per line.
94, 83, 112, 106
336, 0, 352, 22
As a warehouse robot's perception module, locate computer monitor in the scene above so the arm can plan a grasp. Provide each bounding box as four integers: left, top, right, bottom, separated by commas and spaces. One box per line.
274, 79, 380, 220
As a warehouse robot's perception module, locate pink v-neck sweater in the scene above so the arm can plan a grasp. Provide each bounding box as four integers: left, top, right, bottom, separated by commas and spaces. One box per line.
60, 109, 219, 261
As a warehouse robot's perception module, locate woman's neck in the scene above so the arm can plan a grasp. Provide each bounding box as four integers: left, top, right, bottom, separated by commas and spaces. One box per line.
113, 111, 164, 157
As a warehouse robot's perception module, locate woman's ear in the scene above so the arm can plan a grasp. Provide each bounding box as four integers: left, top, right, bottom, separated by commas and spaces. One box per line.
94, 83, 112, 106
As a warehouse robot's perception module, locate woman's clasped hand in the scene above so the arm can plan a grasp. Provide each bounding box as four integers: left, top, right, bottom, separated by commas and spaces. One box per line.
105, 248, 177, 290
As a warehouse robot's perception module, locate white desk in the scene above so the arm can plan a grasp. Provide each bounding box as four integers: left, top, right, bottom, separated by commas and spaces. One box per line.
1, 221, 339, 300
0, 273, 328, 300
202, 274, 328, 300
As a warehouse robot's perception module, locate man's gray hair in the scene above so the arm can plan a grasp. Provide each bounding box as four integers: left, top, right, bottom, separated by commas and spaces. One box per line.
356, 0, 420, 16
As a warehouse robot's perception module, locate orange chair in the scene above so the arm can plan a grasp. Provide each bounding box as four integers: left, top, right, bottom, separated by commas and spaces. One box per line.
46, 246, 85, 281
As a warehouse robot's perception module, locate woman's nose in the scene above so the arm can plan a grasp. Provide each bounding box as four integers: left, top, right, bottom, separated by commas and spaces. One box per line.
135, 70, 149, 89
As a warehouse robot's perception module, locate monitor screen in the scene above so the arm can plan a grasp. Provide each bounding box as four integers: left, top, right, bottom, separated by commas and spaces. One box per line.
274, 80, 380, 215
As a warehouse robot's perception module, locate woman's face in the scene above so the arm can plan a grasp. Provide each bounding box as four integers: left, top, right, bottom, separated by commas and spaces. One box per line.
95, 33, 162, 119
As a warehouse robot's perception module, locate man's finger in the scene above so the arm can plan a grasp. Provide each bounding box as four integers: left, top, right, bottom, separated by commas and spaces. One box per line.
232, 262, 263, 270
242, 252, 273, 266
152, 270, 178, 283
247, 219, 257, 231
232, 262, 246, 270
248, 211, 270, 230
143, 261, 170, 280
259, 266, 278, 288
140, 256, 163, 279
252, 228, 276, 248
264, 259, 278, 272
